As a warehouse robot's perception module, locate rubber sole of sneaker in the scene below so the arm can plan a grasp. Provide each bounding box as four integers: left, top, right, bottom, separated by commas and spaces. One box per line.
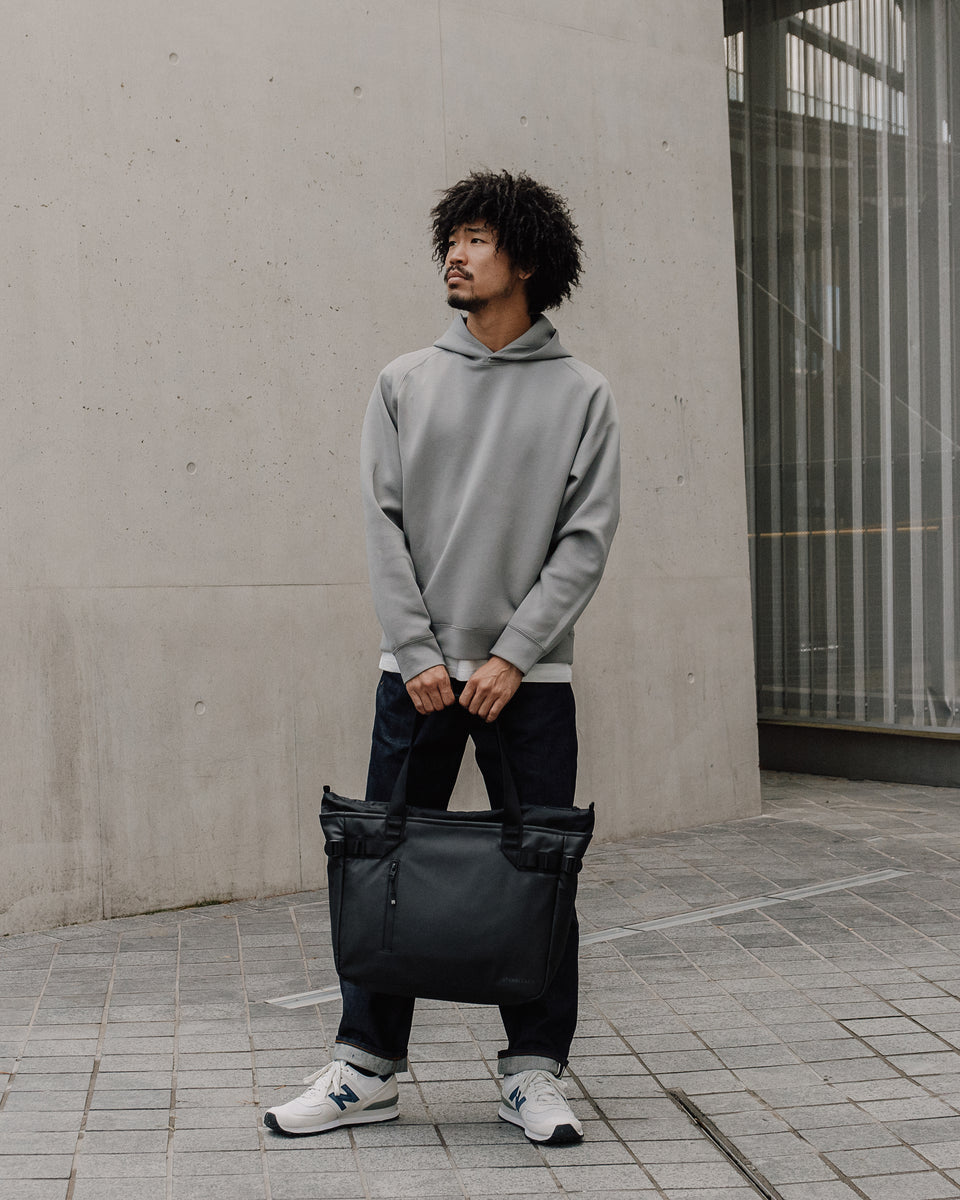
263, 1105, 399, 1137
497, 1105, 584, 1145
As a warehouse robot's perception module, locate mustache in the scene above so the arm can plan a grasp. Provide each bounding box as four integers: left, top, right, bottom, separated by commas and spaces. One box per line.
444, 267, 472, 282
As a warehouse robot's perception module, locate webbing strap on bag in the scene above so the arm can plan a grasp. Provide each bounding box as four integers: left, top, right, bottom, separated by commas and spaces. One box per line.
384, 718, 526, 864
515, 848, 584, 874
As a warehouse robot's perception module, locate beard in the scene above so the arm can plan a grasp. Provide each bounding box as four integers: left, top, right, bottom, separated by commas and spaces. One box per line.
446, 290, 487, 313
445, 268, 488, 313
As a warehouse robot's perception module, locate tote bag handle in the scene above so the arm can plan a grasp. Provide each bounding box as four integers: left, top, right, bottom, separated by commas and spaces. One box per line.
384, 719, 523, 854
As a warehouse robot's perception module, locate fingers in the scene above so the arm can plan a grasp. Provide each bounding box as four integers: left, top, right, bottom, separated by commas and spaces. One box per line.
461, 683, 499, 723
406, 666, 455, 715
459, 659, 522, 722
406, 661, 521, 721
430, 670, 455, 710
408, 684, 439, 715
459, 677, 476, 713
409, 685, 446, 714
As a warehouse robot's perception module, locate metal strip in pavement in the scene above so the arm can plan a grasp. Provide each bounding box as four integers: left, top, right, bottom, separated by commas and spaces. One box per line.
667, 1089, 786, 1200
267, 984, 342, 1008
580, 867, 910, 945
265, 867, 910, 1007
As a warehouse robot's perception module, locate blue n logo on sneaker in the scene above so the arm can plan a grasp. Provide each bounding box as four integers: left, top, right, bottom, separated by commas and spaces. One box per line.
328, 1084, 360, 1110
508, 1086, 526, 1112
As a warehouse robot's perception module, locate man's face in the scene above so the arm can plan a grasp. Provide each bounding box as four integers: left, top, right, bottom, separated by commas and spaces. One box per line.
443, 222, 529, 313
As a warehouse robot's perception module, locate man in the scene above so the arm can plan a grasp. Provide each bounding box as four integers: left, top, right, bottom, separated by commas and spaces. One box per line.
265, 170, 620, 1145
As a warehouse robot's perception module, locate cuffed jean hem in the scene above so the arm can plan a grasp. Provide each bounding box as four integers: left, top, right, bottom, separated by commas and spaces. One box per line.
334, 1040, 408, 1076
497, 1052, 565, 1078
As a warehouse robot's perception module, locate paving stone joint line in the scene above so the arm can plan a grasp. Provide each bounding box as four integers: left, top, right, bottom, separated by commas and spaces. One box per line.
9, 775, 960, 1199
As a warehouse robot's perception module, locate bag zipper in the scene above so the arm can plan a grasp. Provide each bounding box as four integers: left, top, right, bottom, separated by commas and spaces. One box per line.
383, 860, 400, 951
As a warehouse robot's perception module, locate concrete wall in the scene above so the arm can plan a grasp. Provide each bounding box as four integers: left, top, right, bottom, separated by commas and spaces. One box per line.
1, 0, 759, 935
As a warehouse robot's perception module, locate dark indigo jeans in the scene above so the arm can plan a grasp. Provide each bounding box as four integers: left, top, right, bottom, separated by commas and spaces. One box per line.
334, 670, 580, 1078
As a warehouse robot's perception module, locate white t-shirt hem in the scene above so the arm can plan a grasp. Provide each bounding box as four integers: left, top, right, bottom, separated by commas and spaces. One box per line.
378, 652, 572, 684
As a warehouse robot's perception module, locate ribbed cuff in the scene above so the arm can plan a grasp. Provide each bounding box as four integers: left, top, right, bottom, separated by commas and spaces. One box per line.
489, 625, 543, 675
392, 637, 445, 683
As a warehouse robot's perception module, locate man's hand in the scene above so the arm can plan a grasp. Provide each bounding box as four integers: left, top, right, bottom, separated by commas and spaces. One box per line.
460, 656, 523, 723
405, 665, 455, 714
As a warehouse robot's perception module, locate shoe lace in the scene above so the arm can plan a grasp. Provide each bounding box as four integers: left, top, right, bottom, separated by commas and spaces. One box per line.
519, 1069, 567, 1105
300, 1061, 344, 1098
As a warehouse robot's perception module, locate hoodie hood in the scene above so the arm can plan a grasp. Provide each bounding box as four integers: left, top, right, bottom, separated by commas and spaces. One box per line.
434, 313, 571, 362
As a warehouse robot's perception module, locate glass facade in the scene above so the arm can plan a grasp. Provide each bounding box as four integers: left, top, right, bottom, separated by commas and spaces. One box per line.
726, 0, 960, 732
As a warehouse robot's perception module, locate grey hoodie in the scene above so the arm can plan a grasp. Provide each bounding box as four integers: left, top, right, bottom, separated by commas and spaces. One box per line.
360, 314, 620, 682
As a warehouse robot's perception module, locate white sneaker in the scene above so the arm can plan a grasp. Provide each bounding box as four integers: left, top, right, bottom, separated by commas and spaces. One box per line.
263, 1060, 399, 1136
498, 1069, 583, 1144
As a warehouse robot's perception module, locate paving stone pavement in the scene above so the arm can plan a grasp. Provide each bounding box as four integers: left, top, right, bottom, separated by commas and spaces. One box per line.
8, 772, 960, 1197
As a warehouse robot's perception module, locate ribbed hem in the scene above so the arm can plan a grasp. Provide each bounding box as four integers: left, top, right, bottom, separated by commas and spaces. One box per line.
334, 1040, 407, 1076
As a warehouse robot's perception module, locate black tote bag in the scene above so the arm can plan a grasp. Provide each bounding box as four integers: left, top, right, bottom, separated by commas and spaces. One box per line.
320, 733, 594, 1006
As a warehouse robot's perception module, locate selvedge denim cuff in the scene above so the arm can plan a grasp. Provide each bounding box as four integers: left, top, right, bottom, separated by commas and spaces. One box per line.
497, 1053, 564, 1078
334, 1040, 408, 1076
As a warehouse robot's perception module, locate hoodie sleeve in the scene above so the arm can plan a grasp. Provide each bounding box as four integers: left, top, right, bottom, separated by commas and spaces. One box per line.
360, 372, 446, 682
490, 381, 621, 674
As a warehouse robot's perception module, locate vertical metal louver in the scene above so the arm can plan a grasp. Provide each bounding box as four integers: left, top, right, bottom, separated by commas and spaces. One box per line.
727, 0, 960, 732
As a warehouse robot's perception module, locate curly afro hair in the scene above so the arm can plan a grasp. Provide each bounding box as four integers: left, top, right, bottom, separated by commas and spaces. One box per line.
430, 169, 583, 314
